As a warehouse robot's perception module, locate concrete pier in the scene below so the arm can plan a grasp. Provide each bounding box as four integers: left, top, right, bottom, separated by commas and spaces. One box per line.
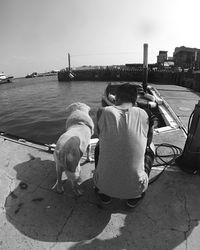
0, 84, 200, 250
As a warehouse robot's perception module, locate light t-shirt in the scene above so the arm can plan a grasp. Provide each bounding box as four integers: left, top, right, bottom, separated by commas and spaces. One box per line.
93, 105, 149, 199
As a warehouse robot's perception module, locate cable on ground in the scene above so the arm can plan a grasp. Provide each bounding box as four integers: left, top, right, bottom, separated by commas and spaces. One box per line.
149, 143, 183, 184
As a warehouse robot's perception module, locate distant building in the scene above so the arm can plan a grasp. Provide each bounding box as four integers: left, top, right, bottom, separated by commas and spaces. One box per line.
163, 61, 174, 69
157, 51, 168, 66
167, 56, 173, 61
173, 46, 200, 69
156, 51, 175, 69
125, 63, 156, 70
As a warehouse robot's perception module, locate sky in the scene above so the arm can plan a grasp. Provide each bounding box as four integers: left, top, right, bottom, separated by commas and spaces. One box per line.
1, 0, 200, 77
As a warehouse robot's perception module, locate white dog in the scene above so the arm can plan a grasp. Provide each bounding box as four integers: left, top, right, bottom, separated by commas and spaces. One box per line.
52, 102, 94, 195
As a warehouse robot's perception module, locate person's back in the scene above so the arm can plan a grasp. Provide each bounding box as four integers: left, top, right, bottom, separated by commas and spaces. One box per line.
93, 105, 149, 199
93, 83, 155, 206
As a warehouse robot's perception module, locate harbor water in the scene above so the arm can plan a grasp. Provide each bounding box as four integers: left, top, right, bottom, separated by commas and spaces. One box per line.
0, 76, 108, 144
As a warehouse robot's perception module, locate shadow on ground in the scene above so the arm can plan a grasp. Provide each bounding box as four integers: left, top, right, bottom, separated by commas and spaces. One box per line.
70, 171, 200, 250
5, 158, 111, 242
5, 157, 200, 249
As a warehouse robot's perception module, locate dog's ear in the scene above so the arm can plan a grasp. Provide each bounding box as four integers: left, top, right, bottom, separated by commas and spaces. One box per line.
66, 103, 78, 117
79, 103, 90, 113
66, 102, 90, 117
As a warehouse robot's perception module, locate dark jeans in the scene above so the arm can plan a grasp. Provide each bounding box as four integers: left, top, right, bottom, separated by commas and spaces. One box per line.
144, 146, 155, 176
94, 142, 154, 177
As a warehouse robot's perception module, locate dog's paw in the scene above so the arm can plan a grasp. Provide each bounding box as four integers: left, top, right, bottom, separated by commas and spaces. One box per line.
52, 183, 64, 194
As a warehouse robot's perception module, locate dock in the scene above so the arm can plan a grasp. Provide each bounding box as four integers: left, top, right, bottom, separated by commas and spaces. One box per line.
0, 84, 200, 250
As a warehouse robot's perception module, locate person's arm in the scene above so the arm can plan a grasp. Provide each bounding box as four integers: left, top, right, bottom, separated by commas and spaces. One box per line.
147, 125, 153, 147
143, 108, 156, 147
94, 108, 104, 168
96, 107, 103, 136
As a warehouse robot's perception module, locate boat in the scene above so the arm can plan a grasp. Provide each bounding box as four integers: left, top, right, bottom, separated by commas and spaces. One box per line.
101, 82, 170, 130
25, 72, 38, 78
101, 82, 157, 110
0, 73, 13, 84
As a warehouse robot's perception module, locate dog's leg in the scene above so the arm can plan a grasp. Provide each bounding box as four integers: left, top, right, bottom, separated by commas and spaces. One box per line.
52, 162, 64, 194
67, 163, 83, 196
86, 144, 93, 162
71, 180, 83, 196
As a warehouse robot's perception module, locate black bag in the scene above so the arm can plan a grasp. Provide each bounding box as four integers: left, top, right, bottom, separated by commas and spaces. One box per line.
176, 101, 200, 174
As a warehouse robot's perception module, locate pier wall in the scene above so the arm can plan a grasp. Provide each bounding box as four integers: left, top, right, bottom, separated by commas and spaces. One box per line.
170, 71, 200, 92
150, 71, 200, 92
58, 69, 200, 92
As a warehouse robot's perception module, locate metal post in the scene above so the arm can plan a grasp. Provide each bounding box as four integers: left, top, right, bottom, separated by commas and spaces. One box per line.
143, 43, 148, 92
68, 53, 71, 72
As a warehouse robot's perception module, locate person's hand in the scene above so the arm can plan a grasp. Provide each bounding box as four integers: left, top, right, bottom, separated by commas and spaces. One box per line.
139, 175, 148, 190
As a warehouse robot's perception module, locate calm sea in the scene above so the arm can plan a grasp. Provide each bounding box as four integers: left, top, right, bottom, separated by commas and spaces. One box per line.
0, 76, 108, 144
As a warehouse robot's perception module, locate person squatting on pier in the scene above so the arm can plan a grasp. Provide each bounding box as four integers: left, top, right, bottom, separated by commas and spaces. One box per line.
93, 83, 155, 208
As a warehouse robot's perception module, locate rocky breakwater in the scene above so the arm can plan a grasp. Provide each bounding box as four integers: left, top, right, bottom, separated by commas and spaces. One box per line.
58, 68, 200, 93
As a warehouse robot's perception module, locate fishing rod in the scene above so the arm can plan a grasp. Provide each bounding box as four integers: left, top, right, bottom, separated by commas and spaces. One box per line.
0, 131, 183, 183
0, 131, 98, 157
0, 131, 55, 153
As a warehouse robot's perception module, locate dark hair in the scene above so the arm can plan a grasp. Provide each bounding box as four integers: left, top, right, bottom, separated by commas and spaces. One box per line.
116, 83, 138, 104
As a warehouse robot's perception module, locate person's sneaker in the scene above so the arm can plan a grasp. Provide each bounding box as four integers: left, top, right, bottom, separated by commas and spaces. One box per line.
126, 193, 145, 208
94, 187, 112, 204
97, 193, 112, 204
